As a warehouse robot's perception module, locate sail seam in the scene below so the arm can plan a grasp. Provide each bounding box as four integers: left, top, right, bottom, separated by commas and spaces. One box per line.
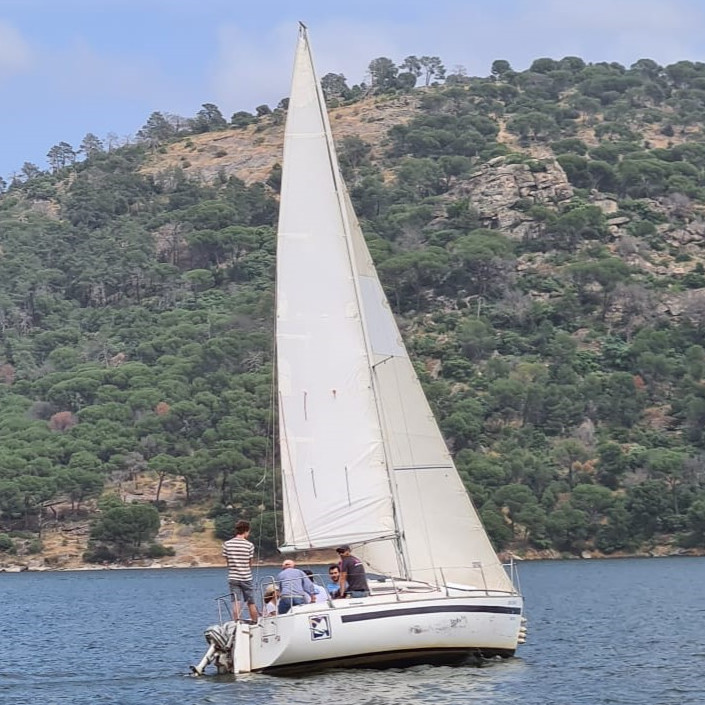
392, 465, 454, 472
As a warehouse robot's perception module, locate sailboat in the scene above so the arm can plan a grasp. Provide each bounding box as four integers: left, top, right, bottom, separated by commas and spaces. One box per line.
193, 24, 525, 675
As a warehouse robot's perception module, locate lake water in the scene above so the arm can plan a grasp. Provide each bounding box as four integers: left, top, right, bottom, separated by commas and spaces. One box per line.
1, 557, 704, 705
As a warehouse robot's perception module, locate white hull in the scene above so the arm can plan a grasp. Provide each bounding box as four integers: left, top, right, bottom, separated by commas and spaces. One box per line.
228, 591, 523, 673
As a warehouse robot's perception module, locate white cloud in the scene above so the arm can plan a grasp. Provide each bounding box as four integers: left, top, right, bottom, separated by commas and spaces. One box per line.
0, 21, 33, 80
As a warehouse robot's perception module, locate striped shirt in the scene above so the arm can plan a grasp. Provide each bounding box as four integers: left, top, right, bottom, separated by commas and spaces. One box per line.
222, 537, 254, 581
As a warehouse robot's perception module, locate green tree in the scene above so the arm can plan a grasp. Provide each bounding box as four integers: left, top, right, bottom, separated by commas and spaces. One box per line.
685, 498, 705, 543
596, 441, 629, 488
493, 484, 538, 536
47, 142, 76, 171
570, 484, 615, 535
644, 448, 687, 514
456, 319, 495, 361
545, 506, 588, 553
491, 59, 512, 80
231, 111, 256, 128
137, 112, 177, 145
506, 112, 559, 142
321, 73, 350, 101
569, 256, 630, 317
552, 440, 589, 488
90, 503, 161, 558
55, 469, 104, 512
595, 499, 634, 553
191, 103, 227, 133
626, 481, 672, 539
80, 133, 105, 158
480, 506, 513, 549
400, 56, 422, 78
368, 57, 398, 93
419, 56, 446, 86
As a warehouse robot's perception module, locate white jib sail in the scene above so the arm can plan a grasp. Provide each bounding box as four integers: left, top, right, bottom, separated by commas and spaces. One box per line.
343, 187, 515, 592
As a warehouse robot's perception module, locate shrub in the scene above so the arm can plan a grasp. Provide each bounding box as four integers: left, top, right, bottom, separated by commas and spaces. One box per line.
176, 512, 199, 525
213, 513, 236, 540
0, 534, 16, 554
144, 543, 176, 558
83, 545, 118, 563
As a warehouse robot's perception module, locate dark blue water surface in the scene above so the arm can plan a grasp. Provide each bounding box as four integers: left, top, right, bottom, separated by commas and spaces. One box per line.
1, 557, 704, 705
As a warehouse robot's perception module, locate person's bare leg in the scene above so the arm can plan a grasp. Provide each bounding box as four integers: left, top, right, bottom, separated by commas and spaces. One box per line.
248, 602, 259, 622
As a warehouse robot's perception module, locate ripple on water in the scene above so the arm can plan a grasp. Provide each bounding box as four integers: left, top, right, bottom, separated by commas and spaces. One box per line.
2, 559, 705, 705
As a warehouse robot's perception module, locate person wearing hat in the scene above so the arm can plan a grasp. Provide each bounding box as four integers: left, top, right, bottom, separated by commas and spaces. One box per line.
335, 545, 369, 598
263, 585, 278, 616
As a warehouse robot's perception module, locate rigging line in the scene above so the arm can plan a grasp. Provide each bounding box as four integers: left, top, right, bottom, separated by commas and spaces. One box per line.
269, 90, 285, 551
255, 354, 277, 563
255, 294, 279, 562
370, 363, 409, 580
395, 357, 440, 582
269, 348, 279, 547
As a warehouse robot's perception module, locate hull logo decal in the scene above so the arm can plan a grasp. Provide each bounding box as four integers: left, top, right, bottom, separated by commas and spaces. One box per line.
309, 614, 332, 641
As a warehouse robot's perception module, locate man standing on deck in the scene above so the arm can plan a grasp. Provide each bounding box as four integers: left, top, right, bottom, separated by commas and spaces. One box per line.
336, 545, 370, 597
222, 520, 259, 623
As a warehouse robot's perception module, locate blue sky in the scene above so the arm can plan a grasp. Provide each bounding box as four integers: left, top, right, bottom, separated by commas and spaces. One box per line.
2, 0, 705, 179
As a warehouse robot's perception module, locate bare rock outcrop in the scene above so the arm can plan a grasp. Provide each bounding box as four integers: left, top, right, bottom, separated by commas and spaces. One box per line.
450, 156, 573, 239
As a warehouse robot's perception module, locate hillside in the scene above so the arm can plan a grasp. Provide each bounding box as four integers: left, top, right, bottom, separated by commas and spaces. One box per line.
3, 55, 705, 570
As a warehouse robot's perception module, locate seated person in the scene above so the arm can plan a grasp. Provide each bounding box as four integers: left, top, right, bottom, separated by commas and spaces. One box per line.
303, 569, 328, 602
276, 559, 317, 614
263, 585, 277, 616
326, 564, 347, 599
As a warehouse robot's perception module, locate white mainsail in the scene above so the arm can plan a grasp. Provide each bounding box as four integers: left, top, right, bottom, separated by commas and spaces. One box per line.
276, 29, 396, 552
276, 27, 515, 594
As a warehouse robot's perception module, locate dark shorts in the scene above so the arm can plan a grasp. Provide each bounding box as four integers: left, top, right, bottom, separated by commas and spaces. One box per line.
229, 579, 255, 605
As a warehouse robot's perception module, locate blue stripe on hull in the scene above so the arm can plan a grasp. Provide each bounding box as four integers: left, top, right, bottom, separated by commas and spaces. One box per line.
340, 604, 522, 623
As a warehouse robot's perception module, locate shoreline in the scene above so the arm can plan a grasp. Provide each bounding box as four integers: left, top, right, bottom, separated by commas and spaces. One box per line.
2, 548, 704, 573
